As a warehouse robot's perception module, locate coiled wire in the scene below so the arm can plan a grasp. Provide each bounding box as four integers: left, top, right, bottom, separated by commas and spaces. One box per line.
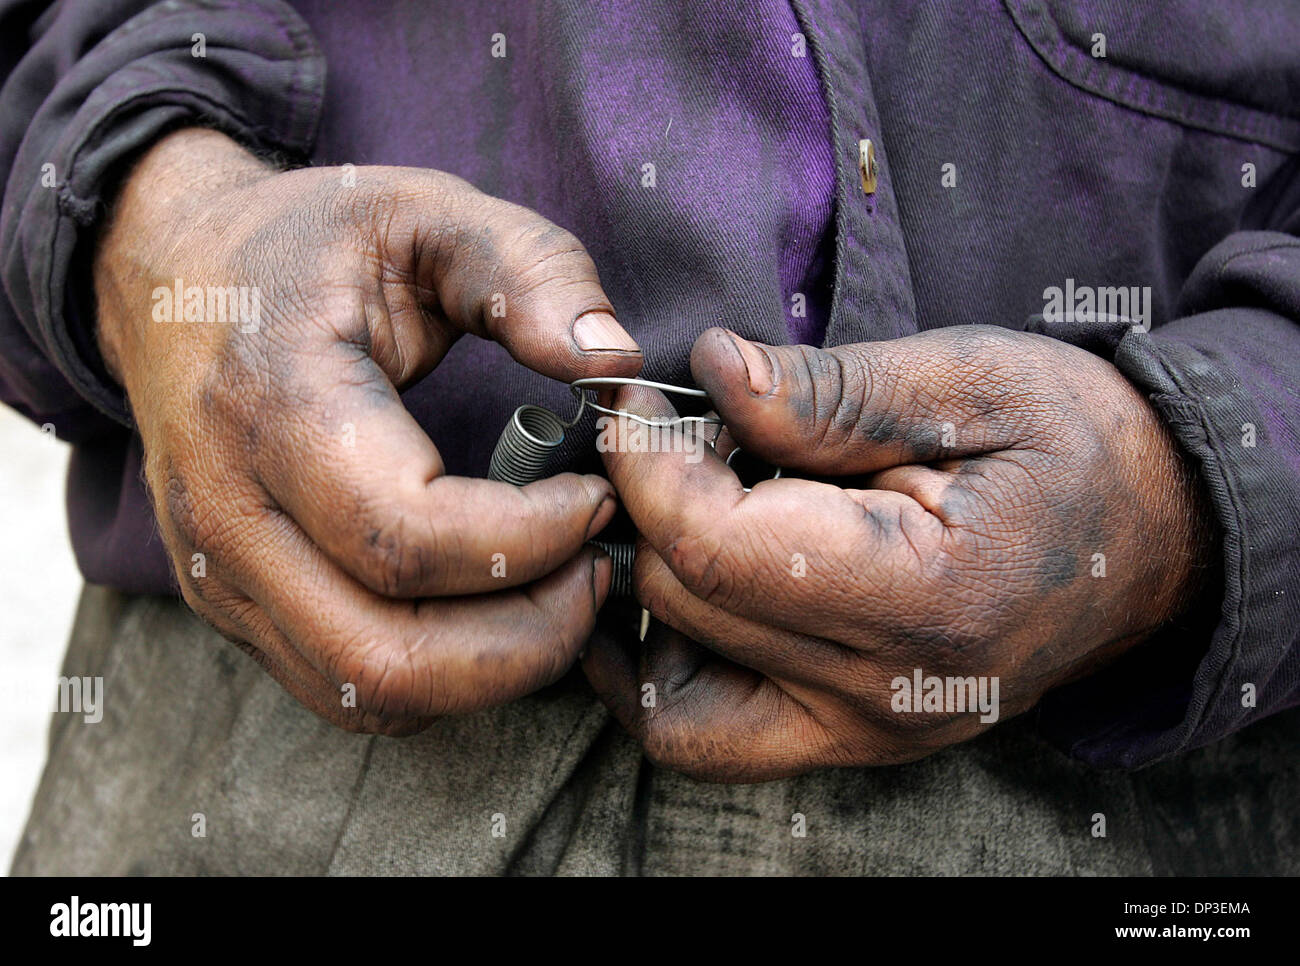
488, 378, 720, 488
589, 540, 636, 598
487, 404, 568, 486
487, 376, 777, 597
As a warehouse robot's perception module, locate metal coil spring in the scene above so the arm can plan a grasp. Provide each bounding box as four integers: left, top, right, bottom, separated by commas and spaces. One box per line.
487, 377, 768, 602
590, 540, 636, 598
489, 378, 722, 488
487, 405, 568, 486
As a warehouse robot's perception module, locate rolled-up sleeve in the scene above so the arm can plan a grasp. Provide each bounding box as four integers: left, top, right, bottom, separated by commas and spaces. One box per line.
1033, 174, 1300, 767
0, 0, 324, 435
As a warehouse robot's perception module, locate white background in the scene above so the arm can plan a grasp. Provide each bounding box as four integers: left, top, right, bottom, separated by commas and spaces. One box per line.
0, 405, 80, 871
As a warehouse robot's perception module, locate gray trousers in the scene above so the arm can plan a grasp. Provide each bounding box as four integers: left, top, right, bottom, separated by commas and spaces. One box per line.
12, 585, 1299, 875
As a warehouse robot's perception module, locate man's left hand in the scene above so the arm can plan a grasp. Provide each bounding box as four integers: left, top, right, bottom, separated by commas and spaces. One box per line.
583, 325, 1214, 780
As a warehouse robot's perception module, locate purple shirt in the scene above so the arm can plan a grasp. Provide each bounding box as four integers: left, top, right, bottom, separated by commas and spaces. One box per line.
2, 0, 1299, 769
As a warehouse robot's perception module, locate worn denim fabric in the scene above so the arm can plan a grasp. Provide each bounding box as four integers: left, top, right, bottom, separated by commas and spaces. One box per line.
12, 585, 1300, 874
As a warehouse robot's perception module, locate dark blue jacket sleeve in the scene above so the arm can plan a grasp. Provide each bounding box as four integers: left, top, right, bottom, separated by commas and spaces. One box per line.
1034, 170, 1300, 767
0, 0, 324, 438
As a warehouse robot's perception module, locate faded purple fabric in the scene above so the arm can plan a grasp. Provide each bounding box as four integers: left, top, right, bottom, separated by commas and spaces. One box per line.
2, 0, 1300, 769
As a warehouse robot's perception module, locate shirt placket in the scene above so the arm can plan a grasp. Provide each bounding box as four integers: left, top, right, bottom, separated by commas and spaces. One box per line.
793, 0, 919, 348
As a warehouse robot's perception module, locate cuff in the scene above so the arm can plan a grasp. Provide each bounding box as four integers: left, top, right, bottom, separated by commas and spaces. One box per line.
1, 0, 325, 425
1027, 303, 1300, 767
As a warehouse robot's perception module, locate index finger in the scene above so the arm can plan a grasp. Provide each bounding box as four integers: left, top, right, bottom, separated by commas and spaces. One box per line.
376, 169, 646, 383
599, 383, 945, 638
255, 345, 617, 598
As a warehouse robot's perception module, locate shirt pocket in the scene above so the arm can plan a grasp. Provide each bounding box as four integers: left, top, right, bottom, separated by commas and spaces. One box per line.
1003, 0, 1300, 151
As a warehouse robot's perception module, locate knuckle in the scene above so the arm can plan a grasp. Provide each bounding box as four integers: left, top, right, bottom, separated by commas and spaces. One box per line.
632, 680, 731, 779
351, 506, 439, 597
632, 549, 679, 621
357, 534, 416, 597
812, 347, 941, 457
515, 218, 584, 259
799, 346, 881, 451
822, 346, 862, 432
332, 637, 419, 717
664, 528, 735, 607
155, 465, 255, 566
152, 461, 211, 549
198, 344, 258, 421
415, 169, 478, 210
871, 687, 947, 739
175, 575, 248, 649
513, 485, 572, 575
311, 702, 397, 736
506, 223, 597, 298
858, 680, 972, 754
327, 695, 437, 736
161, 473, 205, 547
947, 607, 1005, 661
837, 351, 899, 446
175, 571, 208, 617
637, 720, 692, 772
638, 724, 746, 782
506, 600, 581, 692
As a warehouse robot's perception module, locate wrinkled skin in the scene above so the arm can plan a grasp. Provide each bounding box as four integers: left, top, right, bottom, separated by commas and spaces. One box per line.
95, 129, 1213, 771
94, 128, 644, 734
583, 326, 1215, 781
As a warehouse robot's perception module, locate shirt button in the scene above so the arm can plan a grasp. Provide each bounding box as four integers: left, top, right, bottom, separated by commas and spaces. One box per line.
858, 138, 878, 195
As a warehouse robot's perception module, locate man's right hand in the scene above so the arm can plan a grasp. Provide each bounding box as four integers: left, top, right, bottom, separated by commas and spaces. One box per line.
94, 128, 642, 734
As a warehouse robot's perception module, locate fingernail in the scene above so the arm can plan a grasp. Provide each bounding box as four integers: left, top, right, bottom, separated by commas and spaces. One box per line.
726, 330, 774, 394
573, 311, 640, 353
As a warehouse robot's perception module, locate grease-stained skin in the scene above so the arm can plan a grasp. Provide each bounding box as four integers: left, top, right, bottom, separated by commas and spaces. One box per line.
95, 129, 1214, 776
584, 326, 1216, 781
94, 128, 646, 734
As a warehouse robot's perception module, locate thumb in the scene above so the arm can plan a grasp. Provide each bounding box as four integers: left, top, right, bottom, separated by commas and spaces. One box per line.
688, 326, 1025, 475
